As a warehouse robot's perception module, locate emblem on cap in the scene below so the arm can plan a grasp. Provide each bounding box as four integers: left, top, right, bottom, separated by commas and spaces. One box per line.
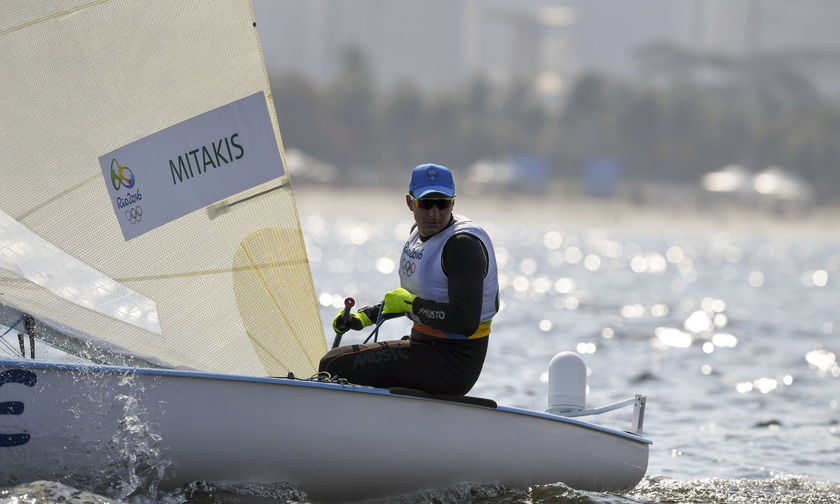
427, 168, 437, 182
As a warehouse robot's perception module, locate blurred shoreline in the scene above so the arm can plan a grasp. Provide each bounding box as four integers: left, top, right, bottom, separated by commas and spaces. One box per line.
293, 183, 839, 238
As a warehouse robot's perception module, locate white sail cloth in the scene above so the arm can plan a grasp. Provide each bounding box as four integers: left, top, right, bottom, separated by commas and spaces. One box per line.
0, 1, 326, 376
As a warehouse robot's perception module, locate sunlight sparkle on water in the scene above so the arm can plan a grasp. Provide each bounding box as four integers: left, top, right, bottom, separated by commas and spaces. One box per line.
676, 257, 694, 273
801, 269, 829, 287
748, 271, 765, 287
533, 276, 551, 294
307, 245, 322, 263
564, 246, 583, 264
630, 255, 647, 273
813, 269, 828, 287
736, 381, 753, 393
542, 230, 563, 249
519, 258, 537, 275
554, 277, 576, 294
684, 310, 712, 333
805, 349, 838, 375
651, 303, 669, 317
318, 293, 347, 309
576, 341, 597, 354
701, 297, 727, 312
495, 247, 509, 268
754, 377, 778, 394
736, 375, 793, 394
375, 257, 394, 274
346, 226, 369, 245
629, 252, 667, 274
621, 304, 646, 318
712, 332, 738, 348
654, 327, 693, 348
512, 275, 529, 292
597, 238, 623, 258
647, 253, 667, 273
666, 245, 685, 263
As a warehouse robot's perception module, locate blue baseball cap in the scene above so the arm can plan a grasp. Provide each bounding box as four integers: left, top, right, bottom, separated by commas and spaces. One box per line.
408, 163, 455, 198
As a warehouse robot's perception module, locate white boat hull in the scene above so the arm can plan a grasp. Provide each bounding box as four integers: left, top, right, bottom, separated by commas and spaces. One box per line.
0, 359, 649, 502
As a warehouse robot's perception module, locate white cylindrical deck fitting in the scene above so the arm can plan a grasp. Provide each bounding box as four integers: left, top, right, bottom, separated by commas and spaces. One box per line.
546, 351, 587, 414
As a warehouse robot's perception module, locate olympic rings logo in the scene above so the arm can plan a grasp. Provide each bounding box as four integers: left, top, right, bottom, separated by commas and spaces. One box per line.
401, 260, 417, 277
110, 158, 135, 191
126, 205, 142, 224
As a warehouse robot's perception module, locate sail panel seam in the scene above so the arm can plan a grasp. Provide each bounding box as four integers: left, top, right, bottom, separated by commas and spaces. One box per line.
0, 0, 110, 38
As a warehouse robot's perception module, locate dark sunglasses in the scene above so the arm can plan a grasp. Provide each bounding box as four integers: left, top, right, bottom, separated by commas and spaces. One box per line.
411, 197, 454, 210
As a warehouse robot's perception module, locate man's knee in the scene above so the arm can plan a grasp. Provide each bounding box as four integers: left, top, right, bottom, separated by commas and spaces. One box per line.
319, 345, 352, 373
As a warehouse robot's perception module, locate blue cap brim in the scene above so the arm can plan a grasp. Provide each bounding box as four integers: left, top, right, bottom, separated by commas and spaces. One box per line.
414, 186, 455, 199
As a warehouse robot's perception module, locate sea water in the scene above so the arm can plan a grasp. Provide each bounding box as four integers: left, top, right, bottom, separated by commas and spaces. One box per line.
2, 188, 839, 503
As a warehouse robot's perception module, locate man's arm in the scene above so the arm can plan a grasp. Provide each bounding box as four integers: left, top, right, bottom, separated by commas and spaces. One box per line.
412, 234, 486, 336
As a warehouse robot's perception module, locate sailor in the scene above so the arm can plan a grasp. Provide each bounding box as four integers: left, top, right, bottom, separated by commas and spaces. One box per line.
318, 163, 499, 396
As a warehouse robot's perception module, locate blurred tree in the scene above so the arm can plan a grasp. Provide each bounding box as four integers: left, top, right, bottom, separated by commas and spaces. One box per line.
382, 81, 425, 167
270, 73, 332, 161
420, 91, 463, 165
560, 73, 622, 172
616, 90, 662, 179
325, 46, 379, 174
502, 80, 547, 156
266, 44, 840, 204
459, 77, 499, 163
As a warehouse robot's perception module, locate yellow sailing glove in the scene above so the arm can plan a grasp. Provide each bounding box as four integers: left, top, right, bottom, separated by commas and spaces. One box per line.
382, 287, 418, 315
332, 309, 373, 334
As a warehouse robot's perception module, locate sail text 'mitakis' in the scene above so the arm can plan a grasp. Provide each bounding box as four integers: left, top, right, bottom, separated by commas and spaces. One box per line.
169, 133, 244, 184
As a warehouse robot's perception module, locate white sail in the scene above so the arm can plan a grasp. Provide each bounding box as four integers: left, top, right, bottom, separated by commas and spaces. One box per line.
0, 0, 326, 376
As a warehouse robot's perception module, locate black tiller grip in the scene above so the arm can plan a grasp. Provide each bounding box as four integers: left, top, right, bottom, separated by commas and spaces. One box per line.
331, 297, 356, 349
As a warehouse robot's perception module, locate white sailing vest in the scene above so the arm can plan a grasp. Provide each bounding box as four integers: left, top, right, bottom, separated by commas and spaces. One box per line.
399, 214, 499, 339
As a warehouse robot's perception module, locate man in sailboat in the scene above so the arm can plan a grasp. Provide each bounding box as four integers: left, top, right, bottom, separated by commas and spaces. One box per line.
319, 163, 499, 396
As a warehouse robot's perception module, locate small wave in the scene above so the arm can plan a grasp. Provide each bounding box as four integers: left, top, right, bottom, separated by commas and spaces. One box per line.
363, 482, 519, 504
6, 477, 838, 504
0, 480, 120, 504
169, 480, 309, 503
361, 481, 642, 504
630, 475, 840, 504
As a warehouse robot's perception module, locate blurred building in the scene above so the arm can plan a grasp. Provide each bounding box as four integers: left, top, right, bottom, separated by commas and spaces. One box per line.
253, 0, 840, 99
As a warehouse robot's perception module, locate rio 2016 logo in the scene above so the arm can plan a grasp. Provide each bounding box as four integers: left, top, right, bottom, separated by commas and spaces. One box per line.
110, 159, 135, 190
110, 158, 142, 224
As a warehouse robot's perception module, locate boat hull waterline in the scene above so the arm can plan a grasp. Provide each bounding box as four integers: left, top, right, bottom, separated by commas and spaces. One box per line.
0, 359, 650, 501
